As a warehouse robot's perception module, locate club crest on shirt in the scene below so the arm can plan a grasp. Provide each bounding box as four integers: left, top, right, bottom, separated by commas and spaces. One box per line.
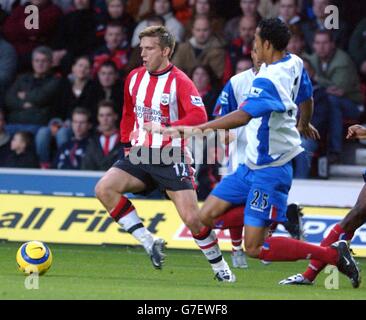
190, 95, 204, 107
160, 93, 170, 105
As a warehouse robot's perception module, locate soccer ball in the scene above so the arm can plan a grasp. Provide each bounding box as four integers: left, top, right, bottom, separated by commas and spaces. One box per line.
16, 241, 53, 275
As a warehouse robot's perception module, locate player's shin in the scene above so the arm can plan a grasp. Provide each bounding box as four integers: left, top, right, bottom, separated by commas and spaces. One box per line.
193, 227, 229, 272
258, 236, 338, 265
110, 196, 154, 252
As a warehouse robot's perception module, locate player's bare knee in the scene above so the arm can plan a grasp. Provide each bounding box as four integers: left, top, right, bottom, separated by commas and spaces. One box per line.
199, 213, 213, 228
198, 208, 215, 227
185, 216, 201, 234
95, 179, 113, 202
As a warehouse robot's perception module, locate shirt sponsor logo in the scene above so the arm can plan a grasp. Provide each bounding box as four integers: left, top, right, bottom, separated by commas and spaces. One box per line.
190, 95, 204, 107
135, 105, 169, 123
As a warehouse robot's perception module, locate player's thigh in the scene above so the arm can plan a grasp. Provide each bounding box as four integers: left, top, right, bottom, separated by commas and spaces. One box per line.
244, 225, 270, 258
166, 189, 201, 232
199, 195, 233, 227
96, 167, 146, 196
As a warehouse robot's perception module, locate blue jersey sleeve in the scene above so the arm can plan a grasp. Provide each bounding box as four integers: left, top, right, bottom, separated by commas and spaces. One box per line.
240, 77, 286, 118
212, 80, 238, 117
295, 68, 313, 105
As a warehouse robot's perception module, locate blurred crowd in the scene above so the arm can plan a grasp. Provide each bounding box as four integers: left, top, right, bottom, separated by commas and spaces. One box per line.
0, 0, 366, 185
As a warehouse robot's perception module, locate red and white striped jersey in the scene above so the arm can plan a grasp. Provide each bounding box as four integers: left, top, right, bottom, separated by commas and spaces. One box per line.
120, 64, 208, 148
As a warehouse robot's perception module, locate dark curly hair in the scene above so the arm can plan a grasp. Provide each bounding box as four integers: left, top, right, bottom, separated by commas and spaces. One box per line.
258, 18, 291, 51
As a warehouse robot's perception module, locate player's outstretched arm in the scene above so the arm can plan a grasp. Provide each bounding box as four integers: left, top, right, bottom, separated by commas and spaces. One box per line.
197, 109, 252, 131
175, 109, 251, 136
346, 124, 366, 140
146, 110, 251, 137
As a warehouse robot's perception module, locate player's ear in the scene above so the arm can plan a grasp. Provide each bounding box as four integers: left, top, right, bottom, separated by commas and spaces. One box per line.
264, 39, 271, 51
162, 47, 171, 58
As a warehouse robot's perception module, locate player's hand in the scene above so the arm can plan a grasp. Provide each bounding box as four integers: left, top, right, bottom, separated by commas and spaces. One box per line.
124, 147, 130, 157
297, 123, 320, 140
161, 126, 184, 138
346, 124, 366, 139
143, 122, 163, 134
163, 126, 202, 138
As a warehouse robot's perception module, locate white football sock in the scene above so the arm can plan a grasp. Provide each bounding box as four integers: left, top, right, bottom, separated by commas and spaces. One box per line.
117, 209, 154, 251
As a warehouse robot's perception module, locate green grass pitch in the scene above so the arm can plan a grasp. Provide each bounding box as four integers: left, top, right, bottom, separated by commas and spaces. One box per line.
0, 241, 365, 300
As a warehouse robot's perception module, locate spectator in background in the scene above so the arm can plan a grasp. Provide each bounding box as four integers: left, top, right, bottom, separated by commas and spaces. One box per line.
184, 0, 225, 40
0, 131, 39, 168
223, 16, 256, 82
57, 56, 94, 121
0, 109, 11, 167
5, 46, 61, 137
131, 0, 185, 48
191, 65, 220, 120
3, 0, 62, 72
36, 55, 94, 168
308, 30, 363, 163
82, 100, 122, 171
173, 0, 194, 25
278, 0, 302, 26
294, 58, 330, 178
90, 61, 123, 122
300, 0, 348, 53
286, 25, 306, 57
52, 0, 97, 75
173, 15, 225, 81
126, 0, 153, 21
348, 17, 366, 106
234, 56, 253, 74
53, 107, 91, 170
348, 18, 366, 76
258, 0, 280, 19
224, 0, 261, 43
95, 0, 136, 44
0, 28, 17, 107
92, 21, 130, 79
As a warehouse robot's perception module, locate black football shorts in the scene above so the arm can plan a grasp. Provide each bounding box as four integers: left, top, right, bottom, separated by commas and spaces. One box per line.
112, 153, 195, 195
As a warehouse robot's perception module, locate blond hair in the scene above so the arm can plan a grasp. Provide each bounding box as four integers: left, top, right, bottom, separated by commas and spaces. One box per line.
139, 26, 176, 57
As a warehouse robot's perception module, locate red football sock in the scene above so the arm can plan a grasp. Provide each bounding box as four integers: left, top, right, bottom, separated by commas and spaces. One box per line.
229, 227, 243, 250
258, 237, 338, 265
110, 196, 135, 222
303, 224, 354, 281
213, 206, 244, 229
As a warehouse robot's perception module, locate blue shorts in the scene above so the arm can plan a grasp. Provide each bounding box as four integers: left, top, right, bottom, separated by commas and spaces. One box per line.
211, 163, 293, 227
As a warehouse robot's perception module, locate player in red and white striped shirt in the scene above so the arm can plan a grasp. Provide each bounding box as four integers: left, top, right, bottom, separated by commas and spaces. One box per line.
95, 26, 235, 282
